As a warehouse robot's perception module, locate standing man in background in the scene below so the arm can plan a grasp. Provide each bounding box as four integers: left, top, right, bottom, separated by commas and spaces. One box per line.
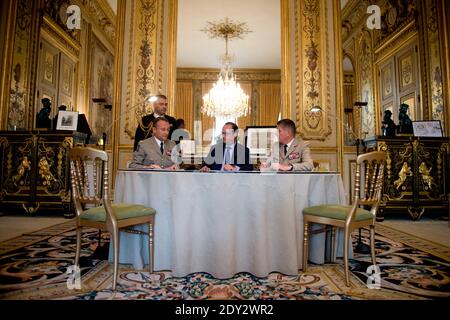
133, 94, 177, 151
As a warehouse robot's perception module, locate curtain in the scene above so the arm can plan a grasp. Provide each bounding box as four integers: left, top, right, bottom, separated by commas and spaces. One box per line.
258, 83, 281, 126
174, 81, 194, 134
236, 82, 252, 132
201, 82, 215, 147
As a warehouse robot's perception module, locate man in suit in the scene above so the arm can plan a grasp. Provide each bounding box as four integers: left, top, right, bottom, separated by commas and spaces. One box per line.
129, 117, 177, 169
261, 119, 314, 171
133, 94, 177, 151
200, 122, 253, 172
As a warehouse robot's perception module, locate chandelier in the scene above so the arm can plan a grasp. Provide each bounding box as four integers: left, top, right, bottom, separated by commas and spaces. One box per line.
201, 18, 251, 119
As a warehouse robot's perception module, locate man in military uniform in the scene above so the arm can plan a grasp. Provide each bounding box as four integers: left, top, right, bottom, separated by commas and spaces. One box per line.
133, 94, 177, 151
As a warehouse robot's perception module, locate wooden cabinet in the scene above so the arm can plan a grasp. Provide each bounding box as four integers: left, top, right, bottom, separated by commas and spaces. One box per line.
364, 136, 449, 221
0, 131, 85, 217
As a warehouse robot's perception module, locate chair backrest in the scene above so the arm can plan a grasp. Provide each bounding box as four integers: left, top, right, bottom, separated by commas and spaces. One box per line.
70, 147, 110, 216
353, 151, 386, 213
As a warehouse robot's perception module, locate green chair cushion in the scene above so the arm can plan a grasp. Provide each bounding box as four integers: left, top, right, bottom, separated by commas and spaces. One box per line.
80, 203, 156, 222
303, 205, 373, 221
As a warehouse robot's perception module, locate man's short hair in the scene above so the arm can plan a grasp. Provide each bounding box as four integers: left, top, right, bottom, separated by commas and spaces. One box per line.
277, 119, 296, 135
224, 122, 239, 132
154, 94, 167, 101
176, 118, 185, 127
153, 117, 170, 128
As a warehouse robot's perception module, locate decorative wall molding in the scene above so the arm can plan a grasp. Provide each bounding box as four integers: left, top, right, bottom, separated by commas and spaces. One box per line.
8, 0, 39, 130
295, 0, 332, 141
123, 0, 160, 140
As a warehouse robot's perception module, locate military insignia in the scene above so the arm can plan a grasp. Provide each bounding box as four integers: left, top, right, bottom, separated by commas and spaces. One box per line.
288, 152, 300, 160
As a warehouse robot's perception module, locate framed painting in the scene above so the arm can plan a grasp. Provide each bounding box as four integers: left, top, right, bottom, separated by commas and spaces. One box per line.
56, 111, 79, 131
412, 120, 443, 137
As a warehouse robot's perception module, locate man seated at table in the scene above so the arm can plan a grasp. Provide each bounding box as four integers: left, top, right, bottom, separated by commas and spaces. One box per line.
200, 122, 253, 172
260, 118, 314, 171
129, 117, 177, 170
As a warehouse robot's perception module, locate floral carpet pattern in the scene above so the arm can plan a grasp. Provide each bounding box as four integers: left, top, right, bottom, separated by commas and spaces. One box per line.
0, 221, 448, 300
349, 224, 450, 298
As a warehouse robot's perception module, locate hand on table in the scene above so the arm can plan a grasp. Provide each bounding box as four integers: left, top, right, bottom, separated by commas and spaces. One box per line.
223, 164, 237, 171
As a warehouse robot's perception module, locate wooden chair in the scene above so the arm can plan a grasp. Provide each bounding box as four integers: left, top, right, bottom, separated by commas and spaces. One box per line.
70, 147, 156, 290
302, 151, 385, 286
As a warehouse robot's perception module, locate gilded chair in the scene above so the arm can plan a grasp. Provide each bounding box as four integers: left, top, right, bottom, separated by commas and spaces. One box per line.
302, 151, 385, 286
70, 147, 156, 290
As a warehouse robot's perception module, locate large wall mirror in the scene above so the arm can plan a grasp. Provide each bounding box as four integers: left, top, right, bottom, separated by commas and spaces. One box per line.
174, 0, 288, 150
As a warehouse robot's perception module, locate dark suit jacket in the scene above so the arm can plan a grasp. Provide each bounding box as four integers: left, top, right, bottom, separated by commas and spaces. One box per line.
133, 113, 177, 151
203, 141, 253, 171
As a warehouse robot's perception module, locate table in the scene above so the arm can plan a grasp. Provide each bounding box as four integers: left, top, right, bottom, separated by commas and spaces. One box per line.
111, 170, 348, 278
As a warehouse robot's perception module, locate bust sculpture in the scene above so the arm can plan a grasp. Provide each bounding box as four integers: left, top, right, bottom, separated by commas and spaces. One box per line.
381, 110, 396, 136
36, 98, 52, 129
397, 103, 413, 134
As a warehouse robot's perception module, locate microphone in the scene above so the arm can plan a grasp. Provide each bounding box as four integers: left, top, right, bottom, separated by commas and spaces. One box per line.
97, 94, 158, 150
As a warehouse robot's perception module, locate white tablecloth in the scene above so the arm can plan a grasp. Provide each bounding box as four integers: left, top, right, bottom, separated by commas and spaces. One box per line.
111, 170, 348, 278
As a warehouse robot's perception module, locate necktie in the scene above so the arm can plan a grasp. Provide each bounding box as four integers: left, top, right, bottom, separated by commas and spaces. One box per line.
284, 144, 288, 156
160, 141, 164, 154
225, 146, 232, 164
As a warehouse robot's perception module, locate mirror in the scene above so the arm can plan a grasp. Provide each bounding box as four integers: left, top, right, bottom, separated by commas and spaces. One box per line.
175, 0, 282, 149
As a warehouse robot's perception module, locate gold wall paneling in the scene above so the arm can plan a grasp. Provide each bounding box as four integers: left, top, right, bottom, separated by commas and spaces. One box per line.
0, 1, 18, 130
437, 0, 450, 138
7, 0, 40, 130
122, 0, 162, 141
294, 0, 334, 142
417, 0, 446, 130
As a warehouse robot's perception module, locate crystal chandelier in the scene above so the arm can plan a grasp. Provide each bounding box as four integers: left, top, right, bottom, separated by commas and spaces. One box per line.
201, 18, 251, 119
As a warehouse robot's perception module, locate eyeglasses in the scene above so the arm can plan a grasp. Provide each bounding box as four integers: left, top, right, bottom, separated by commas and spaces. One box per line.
221, 131, 235, 136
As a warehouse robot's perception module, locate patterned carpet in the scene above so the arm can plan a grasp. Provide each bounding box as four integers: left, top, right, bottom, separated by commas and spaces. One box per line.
0, 221, 448, 300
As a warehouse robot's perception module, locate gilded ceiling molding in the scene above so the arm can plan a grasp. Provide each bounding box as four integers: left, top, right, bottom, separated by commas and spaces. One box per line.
73, 0, 116, 47
124, 0, 159, 139
373, 20, 416, 63
341, 0, 371, 45
41, 16, 81, 60
295, 0, 331, 141
177, 68, 281, 82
